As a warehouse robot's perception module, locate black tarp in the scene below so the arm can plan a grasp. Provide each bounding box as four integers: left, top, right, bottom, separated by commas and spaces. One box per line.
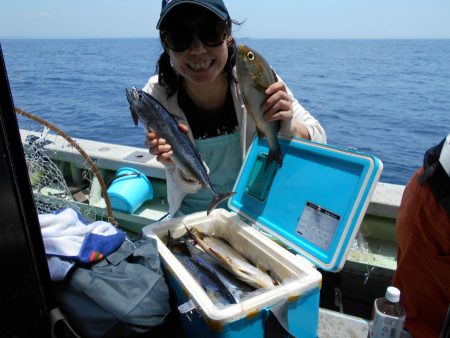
0, 43, 53, 338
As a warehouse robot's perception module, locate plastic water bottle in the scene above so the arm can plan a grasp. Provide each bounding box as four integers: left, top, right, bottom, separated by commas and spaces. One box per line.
368, 286, 405, 338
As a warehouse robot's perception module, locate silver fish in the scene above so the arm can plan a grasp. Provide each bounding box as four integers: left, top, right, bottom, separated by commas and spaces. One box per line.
174, 253, 236, 305
126, 88, 235, 215
185, 241, 255, 302
186, 226, 274, 289
235, 44, 283, 170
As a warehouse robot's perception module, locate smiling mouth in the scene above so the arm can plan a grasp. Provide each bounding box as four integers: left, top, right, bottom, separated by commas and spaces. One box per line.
187, 60, 214, 71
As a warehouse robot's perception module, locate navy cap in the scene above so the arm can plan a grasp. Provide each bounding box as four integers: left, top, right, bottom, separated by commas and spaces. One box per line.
157, 0, 229, 29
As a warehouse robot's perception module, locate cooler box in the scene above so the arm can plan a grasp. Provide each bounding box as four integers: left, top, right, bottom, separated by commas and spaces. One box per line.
142, 136, 383, 338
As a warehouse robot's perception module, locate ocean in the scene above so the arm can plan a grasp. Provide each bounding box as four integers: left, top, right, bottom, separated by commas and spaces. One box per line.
1, 38, 449, 185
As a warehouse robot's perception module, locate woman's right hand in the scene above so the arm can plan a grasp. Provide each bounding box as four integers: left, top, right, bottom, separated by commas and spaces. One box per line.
146, 123, 189, 165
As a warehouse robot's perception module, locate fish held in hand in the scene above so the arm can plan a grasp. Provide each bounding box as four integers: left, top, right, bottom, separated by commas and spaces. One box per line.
235, 44, 283, 170
126, 88, 235, 215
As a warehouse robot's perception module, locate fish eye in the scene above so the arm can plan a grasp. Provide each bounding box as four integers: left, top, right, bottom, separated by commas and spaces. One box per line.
247, 52, 255, 61
138, 94, 143, 99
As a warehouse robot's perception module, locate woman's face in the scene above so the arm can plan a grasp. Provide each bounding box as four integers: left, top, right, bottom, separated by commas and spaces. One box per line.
162, 7, 231, 87
169, 36, 229, 87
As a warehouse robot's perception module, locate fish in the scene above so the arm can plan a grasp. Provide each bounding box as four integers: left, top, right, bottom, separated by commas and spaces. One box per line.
165, 230, 191, 256
235, 44, 283, 170
185, 240, 255, 302
174, 253, 236, 305
166, 230, 254, 302
185, 226, 275, 289
126, 88, 235, 215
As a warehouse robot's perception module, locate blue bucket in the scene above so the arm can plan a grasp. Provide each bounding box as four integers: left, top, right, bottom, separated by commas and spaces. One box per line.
107, 167, 153, 214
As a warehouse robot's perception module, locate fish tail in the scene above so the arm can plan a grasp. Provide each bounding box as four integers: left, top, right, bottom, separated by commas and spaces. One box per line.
207, 192, 236, 215
265, 146, 283, 171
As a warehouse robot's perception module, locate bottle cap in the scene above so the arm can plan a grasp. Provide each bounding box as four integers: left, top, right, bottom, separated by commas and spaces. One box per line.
385, 286, 401, 302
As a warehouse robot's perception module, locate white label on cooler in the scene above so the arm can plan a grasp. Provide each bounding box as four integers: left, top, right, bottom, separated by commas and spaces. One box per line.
296, 202, 340, 250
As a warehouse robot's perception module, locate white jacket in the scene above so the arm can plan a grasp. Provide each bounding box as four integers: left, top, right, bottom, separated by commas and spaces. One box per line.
143, 69, 327, 215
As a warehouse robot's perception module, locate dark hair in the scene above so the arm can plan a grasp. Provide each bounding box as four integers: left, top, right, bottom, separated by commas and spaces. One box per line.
155, 7, 239, 97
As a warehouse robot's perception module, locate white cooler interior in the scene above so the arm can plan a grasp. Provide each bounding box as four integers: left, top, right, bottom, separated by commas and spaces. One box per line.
143, 209, 322, 324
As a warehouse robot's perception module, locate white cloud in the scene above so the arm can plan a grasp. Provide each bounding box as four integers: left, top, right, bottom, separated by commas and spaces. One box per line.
32, 12, 52, 18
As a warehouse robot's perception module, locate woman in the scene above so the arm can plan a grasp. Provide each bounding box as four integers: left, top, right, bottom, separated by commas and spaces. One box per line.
144, 0, 327, 216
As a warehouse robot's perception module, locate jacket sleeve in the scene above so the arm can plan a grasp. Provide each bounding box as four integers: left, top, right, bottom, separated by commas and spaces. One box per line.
277, 74, 327, 144
142, 76, 202, 216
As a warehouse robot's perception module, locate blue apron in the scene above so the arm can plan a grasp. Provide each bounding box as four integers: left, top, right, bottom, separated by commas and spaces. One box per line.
178, 132, 242, 215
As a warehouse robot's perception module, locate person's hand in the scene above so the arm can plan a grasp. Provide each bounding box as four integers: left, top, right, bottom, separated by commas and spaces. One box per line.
261, 81, 293, 123
261, 81, 311, 139
146, 123, 189, 165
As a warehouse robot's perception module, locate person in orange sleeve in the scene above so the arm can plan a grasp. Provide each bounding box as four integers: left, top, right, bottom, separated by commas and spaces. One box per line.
392, 134, 450, 338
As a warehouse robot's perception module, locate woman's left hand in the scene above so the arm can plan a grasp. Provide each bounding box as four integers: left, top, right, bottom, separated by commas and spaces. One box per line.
261, 80, 311, 140
261, 81, 293, 122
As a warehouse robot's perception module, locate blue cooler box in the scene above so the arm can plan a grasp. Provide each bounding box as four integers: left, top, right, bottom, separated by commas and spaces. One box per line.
142, 136, 383, 337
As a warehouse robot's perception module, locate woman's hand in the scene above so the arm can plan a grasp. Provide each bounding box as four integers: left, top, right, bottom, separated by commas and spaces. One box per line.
261, 81, 311, 140
261, 81, 293, 123
146, 123, 189, 165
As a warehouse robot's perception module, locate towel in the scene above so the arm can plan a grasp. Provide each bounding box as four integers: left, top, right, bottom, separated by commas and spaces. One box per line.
39, 208, 126, 281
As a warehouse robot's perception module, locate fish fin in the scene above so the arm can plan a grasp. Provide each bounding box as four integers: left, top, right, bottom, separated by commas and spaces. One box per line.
130, 109, 139, 126
251, 75, 269, 91
165, 230, 171, 245
207, 192, 236, 215
183, 223, 190, 235
256, 263, 266, 272
265, 145, 283, 171
185, 225, 212, 254
271, 68, 278, 82
184, 224, 201, 240
208, 247, 229, 263
255, 127, 265, 140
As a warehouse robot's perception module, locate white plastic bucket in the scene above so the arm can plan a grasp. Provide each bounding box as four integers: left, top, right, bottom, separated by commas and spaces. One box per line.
107, 167, 153, 214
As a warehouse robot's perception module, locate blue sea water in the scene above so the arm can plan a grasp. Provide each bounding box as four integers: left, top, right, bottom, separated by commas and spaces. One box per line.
1, 38, 449, 185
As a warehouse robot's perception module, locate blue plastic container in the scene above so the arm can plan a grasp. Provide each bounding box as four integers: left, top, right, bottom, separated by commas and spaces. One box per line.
107, 167, 153, 214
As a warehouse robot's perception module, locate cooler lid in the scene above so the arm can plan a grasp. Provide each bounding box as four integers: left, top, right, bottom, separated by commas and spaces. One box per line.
229, 136, 383, 272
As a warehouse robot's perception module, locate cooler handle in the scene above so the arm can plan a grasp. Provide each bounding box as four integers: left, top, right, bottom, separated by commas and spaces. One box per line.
264, 298, 296, 338
178, 298, 197, 322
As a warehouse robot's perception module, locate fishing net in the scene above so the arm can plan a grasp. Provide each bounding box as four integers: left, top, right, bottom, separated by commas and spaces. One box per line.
15, 108, 115, 224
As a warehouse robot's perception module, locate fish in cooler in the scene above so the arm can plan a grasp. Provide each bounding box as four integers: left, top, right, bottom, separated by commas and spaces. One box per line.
185, 240, 255, 303
185, 226, 275, 289
167, 230, 255, 304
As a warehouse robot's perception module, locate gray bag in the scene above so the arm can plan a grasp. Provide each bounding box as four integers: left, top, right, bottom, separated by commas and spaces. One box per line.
53, 238, 170, 338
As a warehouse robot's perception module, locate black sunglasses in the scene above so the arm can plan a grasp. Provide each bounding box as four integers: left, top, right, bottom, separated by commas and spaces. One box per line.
162, 19, 228, 52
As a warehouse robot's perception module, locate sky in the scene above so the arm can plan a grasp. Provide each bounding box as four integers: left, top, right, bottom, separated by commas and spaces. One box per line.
0, 0, 450, 39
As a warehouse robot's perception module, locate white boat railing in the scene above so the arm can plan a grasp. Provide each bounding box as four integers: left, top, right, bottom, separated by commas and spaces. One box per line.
20, 129, 404, 218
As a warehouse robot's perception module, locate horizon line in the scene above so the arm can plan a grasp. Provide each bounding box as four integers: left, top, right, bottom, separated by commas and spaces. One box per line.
1, 36, 450, 40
